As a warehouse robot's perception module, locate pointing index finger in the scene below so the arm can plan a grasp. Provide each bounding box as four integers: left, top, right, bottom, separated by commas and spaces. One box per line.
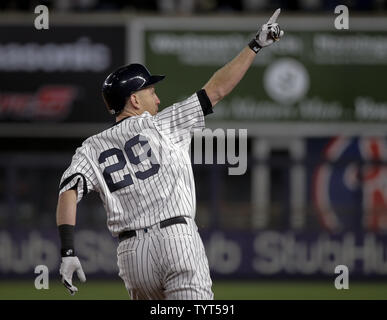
267, 8, 281, 24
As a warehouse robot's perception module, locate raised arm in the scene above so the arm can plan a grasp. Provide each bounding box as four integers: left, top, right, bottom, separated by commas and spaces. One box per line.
203, 8, 284, 107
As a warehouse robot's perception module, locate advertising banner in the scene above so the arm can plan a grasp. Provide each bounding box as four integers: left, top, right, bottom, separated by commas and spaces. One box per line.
141, 23, 387, 124
0, 25, 125, 123
1, 229, 386, 279
307, 136, 387, 233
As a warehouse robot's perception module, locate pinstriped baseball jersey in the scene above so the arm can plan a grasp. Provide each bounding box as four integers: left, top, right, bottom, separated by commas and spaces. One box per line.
59, 90, 213, 237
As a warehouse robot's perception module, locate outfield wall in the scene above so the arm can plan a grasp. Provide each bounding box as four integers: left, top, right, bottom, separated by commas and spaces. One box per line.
1, 228, 387, 280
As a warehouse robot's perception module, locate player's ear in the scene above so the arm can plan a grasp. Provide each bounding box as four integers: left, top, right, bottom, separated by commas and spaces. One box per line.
129, 93, 141, 110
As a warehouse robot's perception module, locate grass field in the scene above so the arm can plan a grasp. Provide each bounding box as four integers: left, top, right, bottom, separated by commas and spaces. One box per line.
1, 280, 387, 300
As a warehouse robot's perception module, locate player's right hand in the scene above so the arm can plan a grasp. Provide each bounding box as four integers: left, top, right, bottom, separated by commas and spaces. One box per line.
59, 256, 86, 295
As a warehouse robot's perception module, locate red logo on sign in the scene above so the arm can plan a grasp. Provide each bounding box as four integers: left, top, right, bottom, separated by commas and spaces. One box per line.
0, 86, 77, 120
313, 136, 387, 232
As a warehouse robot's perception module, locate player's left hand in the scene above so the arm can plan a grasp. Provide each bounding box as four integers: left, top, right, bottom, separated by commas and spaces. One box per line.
249, 8, 284, 53
59, 256, 86, 295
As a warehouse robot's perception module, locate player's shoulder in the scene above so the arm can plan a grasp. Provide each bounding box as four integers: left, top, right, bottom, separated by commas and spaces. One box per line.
107, 112, 154, 132
74, 128, 109, 155
72, 137, 93, 157
168, 90, 209, 111
85, 112, 154, 142
156, 92, 200, 116
175, 92, 199, 106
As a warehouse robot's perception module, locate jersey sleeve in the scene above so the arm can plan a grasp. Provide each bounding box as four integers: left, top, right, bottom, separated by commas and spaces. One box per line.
154, 89, 213, 144
59, 145, 96, 203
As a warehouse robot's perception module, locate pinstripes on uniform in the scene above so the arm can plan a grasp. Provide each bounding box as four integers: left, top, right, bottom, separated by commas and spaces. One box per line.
117, 218, 213, 300
59, 90, 214, 300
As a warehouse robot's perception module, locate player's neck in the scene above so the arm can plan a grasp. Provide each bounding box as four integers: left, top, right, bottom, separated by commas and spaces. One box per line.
116, 110, 142, 122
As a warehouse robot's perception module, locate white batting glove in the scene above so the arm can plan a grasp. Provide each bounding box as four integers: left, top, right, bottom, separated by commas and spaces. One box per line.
249, 8, 284, 53
59, 256, 86, 295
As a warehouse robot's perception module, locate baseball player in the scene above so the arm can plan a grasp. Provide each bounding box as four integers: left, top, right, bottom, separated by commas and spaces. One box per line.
56, 9, 284, 300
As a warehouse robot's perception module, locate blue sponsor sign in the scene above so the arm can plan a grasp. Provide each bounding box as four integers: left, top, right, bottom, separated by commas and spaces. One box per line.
1, 229, 386, 279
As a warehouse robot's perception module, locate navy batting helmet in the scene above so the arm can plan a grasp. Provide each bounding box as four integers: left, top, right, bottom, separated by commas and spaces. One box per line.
102, 63, 165, 115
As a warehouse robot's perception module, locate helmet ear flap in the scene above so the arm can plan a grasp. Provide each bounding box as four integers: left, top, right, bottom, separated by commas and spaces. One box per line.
113, 94, 134, 115
102, 88, 127, 115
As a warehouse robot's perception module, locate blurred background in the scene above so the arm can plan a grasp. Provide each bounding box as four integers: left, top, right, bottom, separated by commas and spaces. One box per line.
1, 0, 387, 299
